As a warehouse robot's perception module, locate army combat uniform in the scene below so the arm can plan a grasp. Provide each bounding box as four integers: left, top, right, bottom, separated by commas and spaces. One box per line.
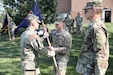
20, 28, 48, 75
9, 20, 16, 41
50, 29, 72, 75
76, 19, 109, 75
75, 14, 83, 34
65, 15, 72, 33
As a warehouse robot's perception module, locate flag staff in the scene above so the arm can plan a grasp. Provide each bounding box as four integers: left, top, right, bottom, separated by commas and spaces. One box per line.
27, 0, 59, 73
42, 20, 59, 75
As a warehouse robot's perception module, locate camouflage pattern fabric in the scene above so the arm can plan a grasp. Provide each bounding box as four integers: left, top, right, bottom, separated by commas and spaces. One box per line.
71, 19, 75, 33
65, 16, 73, 32
83, 0, 103, 10
9, 21, 16, 41
20, 28, 48, 75
75, 15, 83, 34
50, 29, 72, 75
76, 19, 109, 75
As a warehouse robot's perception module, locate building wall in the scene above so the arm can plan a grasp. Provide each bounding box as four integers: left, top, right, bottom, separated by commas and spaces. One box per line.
103, 0, 113, 22
56, 0, 113, 22
71, 0, 88, 20
56, 0, 71, 13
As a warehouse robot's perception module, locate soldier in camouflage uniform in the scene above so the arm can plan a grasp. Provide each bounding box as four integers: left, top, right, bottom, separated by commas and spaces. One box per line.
50, 16, 72, 75
71, 19, 75, 33
76, 0, 109, 75
8, 18, 16, 41
65, 14, 72, 33
20, 14, 55, 75
75, 12, 83, 35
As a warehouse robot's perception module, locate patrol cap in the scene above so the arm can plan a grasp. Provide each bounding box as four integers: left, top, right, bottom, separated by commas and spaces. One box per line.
26, 14, 41, 23
54, 16, 65, 24
83, 0, 102, 10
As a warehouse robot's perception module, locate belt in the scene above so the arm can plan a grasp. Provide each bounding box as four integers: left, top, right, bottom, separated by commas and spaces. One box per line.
25, 70, 35, 71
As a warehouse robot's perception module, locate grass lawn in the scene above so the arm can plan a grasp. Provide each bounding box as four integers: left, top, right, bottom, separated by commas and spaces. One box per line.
0, 23, 113, 75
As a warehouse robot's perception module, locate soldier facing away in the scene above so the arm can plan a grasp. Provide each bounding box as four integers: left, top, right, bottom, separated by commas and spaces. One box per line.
20, 14, 55, 75
50, 16, 72, 75
76, 0, 109, 75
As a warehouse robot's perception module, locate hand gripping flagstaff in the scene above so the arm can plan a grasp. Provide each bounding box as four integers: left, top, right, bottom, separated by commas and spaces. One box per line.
41, 20, 59, 75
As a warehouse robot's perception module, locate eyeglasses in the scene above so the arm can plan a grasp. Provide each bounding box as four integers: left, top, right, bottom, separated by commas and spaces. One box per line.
84, 8, 93, 13
84, 9, 88, 13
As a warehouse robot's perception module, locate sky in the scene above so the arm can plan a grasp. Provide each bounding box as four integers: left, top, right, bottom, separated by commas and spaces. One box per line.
0, 0, 5, 15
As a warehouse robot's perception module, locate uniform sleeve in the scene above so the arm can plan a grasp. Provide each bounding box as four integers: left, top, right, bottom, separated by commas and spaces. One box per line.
29, 34, 48, 55
93, 28, 106, 52
64, 34, 72, 50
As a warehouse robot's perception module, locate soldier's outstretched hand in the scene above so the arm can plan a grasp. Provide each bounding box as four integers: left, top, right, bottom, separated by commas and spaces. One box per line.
48, 46, 55, 57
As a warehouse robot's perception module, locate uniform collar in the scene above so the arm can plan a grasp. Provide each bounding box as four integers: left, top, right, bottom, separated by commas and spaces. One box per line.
89, 18, 101, 25
56, 29, 65, 35
26, 28, 35, 32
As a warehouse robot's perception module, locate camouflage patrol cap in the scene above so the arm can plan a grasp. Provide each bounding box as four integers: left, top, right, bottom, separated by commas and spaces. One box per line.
26, 14, 41, 23
83, 0, 102, 10
54, 16, 65, 24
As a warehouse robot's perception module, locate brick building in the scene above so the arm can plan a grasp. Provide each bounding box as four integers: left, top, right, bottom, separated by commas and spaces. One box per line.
56, 0, 113, 22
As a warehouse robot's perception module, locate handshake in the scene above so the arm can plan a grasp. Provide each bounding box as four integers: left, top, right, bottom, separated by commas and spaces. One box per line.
47, 46, 55, 57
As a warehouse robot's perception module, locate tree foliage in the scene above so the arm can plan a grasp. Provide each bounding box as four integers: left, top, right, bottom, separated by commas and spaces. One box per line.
3, 0, 57, 25
38, 0, 57, 23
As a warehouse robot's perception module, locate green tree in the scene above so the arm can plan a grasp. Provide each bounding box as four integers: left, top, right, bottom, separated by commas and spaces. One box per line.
3, 0, 57, 25
0, 0, 5, 22
38, 0, 57, 23
3, 0, 33, 25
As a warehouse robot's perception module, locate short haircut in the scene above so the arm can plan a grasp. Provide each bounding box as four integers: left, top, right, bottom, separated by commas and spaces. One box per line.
25, 14, 40, 26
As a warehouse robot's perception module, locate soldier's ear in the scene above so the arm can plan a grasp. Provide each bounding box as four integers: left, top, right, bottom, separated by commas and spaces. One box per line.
32, 21, 36, 26
32, 22, 35, 26
93, 8, 97, 14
